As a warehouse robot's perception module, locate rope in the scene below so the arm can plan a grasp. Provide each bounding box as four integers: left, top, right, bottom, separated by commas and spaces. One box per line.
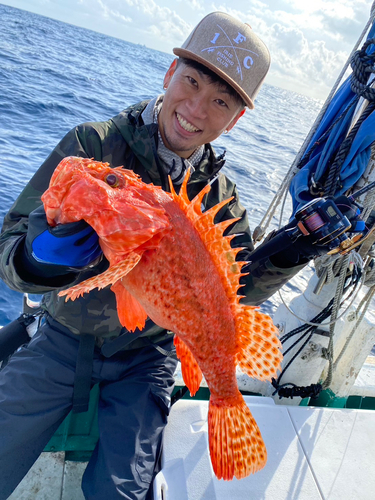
350, 38, 375, 101
332, 256, 375, 370
360, 181, 375, 222
324, 101, 375, 195
315, 251, 364, 287
364, 259, 375, 287
271, 379, 322, 400
321, 254, 351, 388
276, 251, 364, 328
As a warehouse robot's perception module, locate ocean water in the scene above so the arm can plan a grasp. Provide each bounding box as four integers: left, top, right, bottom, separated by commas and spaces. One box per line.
0, 3, 322, 326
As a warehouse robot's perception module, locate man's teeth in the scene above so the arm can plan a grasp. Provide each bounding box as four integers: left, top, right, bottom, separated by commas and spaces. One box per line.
176, 113, 199, 133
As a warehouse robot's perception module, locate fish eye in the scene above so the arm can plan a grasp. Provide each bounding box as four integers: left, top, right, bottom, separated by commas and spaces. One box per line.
105, 173, 119, 187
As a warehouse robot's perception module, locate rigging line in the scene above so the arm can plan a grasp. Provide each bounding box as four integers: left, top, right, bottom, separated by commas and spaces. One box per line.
332, 257, 375, 368
253, 167, 296, 241
279, 299, 334, 343
333, 286, 375, 368
278, 186, 290, 229
275, 260, 365, 390
277, 330, 316, 384
278, 273, 360, 345
276, 255, 365, 327
277, 271, 360, 390
282, 327, 317, 357
321, 254, 350, 388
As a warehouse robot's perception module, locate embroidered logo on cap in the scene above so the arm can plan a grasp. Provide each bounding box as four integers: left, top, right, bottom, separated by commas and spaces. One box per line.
201, 24, 259, 81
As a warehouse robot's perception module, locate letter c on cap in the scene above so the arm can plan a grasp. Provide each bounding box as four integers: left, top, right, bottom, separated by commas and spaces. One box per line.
243, 56, 254, 68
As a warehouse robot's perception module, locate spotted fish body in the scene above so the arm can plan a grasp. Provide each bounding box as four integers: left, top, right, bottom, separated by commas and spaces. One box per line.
42, 156, 283, 480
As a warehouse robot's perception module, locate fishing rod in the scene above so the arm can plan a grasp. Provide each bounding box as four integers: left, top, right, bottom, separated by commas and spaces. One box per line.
348, 179, 375, 202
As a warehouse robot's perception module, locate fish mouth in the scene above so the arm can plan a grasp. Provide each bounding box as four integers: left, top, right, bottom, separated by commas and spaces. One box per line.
176, 112, 201, 133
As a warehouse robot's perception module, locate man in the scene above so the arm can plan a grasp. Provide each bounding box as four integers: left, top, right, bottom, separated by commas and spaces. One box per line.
0, 12, 322, 500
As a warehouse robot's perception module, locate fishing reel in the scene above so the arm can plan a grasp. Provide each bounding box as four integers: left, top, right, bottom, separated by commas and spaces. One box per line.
289, 197, 367, 255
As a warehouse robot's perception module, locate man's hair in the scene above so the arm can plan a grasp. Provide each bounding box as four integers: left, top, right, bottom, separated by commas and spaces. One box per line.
176, 57, 246, 109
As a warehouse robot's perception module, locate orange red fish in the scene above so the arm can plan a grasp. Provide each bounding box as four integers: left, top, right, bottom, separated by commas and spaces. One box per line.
41, 156, 283, 480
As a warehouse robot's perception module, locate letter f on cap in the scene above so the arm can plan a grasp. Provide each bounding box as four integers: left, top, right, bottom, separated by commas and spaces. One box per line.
233, 32, 246, 44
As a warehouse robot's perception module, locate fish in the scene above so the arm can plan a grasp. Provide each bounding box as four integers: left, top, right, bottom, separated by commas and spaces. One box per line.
41, 156, 283, 480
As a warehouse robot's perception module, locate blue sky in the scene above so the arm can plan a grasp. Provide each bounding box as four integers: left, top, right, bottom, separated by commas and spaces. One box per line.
1, 0, 374, 99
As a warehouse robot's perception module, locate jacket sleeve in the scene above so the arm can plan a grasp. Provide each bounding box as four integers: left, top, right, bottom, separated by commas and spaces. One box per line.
206, 173, 306, 306
0, 124, 104, 293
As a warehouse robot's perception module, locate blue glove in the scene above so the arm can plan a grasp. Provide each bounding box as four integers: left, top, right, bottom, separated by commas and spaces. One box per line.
25, 205, 102, 270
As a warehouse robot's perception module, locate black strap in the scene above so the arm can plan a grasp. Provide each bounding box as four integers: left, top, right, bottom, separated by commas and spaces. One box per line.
171, 386, 189, 406
100, 328, 145, 357
72, 334, 96, 413
101, 319, 167, 357
0, 314, 34, 362
139, 336, 178, 360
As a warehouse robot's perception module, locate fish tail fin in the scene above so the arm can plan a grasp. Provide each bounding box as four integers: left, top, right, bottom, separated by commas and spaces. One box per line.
174, 335, 203, 396
208, 393, 267, 480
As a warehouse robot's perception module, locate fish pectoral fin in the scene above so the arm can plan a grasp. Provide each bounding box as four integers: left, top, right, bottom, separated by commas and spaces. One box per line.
110, 281, 148, 332
208, 394, 267, 480
235, 306, 283, 381
58, 252, 142, 301
174, 335, 202, 397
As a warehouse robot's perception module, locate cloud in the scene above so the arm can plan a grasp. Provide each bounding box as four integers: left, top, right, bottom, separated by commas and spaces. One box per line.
76, 0, 191, 48
264, 21, 348, 98
270, 23, 307, 56
176, 0, 204, 12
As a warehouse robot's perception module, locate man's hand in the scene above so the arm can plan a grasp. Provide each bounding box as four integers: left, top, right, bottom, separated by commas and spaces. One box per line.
267, 196, 364, 267
25, 205, 102, 270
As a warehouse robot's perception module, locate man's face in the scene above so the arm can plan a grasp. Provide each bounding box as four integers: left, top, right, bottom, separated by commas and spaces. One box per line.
158, 61, 245, 159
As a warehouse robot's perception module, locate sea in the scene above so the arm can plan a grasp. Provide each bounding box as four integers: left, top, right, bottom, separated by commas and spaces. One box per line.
0, 3, 322, 327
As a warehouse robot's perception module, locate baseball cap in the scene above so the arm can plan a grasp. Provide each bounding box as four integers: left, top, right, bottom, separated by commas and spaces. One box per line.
173, 12, 270, 109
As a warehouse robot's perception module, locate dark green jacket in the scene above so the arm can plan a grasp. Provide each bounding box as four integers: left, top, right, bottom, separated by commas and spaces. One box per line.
0, 100, 305, 341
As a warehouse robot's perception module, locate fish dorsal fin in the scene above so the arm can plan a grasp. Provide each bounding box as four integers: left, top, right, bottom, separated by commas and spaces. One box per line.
169, 172, 244, 299
170, 172, 282, 381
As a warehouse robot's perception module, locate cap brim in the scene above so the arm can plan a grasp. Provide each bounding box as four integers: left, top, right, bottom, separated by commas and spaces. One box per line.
173, 47, 254, 109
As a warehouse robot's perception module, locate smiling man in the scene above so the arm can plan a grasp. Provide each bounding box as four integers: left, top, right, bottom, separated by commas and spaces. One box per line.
158, 57, 246, 158
0, 11, 319, 500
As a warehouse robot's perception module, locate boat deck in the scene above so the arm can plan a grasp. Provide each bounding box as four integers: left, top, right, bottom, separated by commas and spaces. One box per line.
10, 395, 375, 499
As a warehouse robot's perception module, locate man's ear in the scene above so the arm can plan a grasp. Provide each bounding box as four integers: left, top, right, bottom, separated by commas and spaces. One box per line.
163, 59, 178, 89
226, 108, 246, 132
